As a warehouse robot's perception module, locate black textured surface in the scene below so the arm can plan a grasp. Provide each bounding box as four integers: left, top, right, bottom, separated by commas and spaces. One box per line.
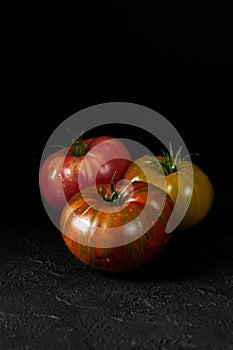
3, 2, 233, 348
1, 190, 233, 349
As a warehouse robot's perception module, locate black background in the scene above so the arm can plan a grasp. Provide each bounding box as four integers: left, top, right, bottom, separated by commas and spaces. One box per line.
1, 2, 233, 349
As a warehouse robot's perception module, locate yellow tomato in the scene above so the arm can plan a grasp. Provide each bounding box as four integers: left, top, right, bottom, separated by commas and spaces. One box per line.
124, 155, 214, 230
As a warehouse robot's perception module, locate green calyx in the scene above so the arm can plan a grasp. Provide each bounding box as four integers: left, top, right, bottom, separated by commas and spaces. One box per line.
159, 144, 183, 175
99, 172, 132, 206
99, 172, 119, 203
145, 143, 182, 176
145, 143, 198, 176
68, 135, 87, 157
156, 150, 180, 175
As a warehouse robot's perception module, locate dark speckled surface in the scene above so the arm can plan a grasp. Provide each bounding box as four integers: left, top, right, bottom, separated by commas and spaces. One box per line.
3, 2, 233, 347
1, 194, 233, 349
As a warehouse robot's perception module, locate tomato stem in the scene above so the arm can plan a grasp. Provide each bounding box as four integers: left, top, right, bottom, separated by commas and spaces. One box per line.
145, 144, 181, 175
159, 152, 178, 175
110, 172, 119, 201
100, 172, 133, 205
100, 172, 119, 202
146, 143, 199, 175
145, 156, 177, 175
68, 133, 87, 157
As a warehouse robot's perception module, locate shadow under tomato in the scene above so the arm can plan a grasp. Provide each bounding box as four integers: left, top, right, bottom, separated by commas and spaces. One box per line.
98, 200, 232, 281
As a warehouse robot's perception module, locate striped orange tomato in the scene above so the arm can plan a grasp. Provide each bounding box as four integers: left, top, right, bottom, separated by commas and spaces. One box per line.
60, 180, 174, 272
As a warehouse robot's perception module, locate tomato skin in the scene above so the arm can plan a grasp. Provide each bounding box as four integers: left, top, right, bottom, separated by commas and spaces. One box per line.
39, 136, 131, 211
60, 181, 174, 272
124, 155, 214, 230
39, 149, 66, 210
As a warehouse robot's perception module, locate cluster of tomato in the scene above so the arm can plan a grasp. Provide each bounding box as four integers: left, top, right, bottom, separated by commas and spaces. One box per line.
39, 135, 214, 272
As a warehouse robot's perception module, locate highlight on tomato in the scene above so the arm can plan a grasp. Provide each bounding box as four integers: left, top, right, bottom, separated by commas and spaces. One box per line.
39, 135, 132, 211
124, 145, 214, 230
60, 175, 174, 272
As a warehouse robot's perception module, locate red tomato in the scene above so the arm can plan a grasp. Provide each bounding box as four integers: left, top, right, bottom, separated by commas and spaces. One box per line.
60, 181, 174, 272
39, 136, 131, 211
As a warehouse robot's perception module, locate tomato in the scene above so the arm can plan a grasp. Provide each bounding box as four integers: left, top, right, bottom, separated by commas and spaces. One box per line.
39, 136, 131, 211
60, 180, 174, 272
124, 153, 214, 230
